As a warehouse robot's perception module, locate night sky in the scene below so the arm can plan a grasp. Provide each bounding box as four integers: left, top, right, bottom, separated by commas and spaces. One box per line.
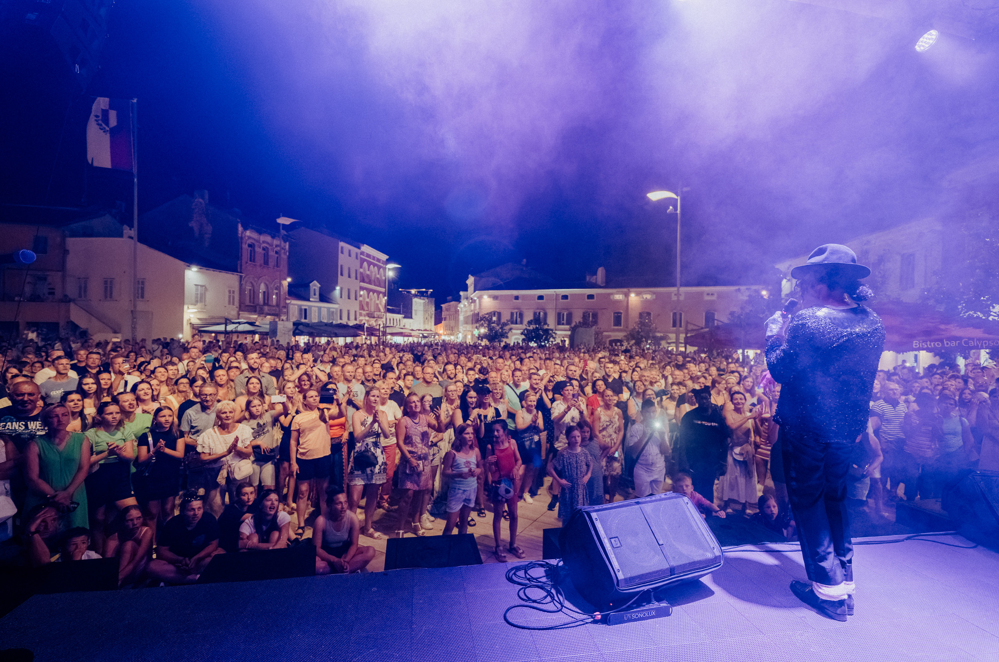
5, 0, 999, 299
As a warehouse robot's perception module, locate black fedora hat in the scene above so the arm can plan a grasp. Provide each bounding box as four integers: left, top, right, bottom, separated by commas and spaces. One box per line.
790, 244, 871, 281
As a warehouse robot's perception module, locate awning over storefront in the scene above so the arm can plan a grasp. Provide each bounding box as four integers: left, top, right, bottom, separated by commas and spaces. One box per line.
292, 322, 361, 338
870, 301, 999, 353
197, 319, 270, 334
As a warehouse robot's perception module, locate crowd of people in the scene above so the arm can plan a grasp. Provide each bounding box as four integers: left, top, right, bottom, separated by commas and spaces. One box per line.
0, 334, 995, 587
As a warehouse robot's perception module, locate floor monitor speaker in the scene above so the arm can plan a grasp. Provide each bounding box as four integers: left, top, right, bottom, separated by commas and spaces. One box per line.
560, 492, 723, 610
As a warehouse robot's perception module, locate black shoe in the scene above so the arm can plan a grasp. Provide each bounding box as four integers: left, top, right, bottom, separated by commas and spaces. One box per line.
846, 594, 854, 616
547, 495, 559, 511
790, 581, 847, 622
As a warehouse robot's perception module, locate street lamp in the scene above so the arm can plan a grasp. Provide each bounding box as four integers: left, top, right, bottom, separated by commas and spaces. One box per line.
647, 189, 683, 352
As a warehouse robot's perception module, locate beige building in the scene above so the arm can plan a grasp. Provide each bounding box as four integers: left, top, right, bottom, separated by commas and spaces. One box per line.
463, 266, 763, 345
65, 236, 240, 341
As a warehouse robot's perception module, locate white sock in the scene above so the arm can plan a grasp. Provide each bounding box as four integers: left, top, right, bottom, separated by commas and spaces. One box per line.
812, 581, 851, 601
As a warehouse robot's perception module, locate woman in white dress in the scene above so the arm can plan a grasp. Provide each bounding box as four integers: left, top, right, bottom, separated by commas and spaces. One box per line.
720, 391, 761, 514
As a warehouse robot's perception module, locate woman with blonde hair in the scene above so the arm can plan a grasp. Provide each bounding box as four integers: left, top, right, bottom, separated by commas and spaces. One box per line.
196, 399, 252, 517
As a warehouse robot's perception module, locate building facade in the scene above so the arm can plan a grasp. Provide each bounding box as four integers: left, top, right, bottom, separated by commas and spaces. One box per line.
284, 220, 391, 326
65, 237, 185, 341
287, 281, 339, 324
183, 265, 241, 339
465, 273, 761, 345
441, 301, 460, 337
0, 223, 71, 339
141, 191, 288, 326
337, 240, 360, 324
358, 244, 388, 327
238, 223, 289, 323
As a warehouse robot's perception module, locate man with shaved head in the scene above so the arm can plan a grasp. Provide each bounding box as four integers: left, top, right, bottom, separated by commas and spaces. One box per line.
0, 380, 46, 452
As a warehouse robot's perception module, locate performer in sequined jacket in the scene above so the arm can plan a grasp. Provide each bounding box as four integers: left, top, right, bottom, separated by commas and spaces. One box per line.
765, 244, 885, 622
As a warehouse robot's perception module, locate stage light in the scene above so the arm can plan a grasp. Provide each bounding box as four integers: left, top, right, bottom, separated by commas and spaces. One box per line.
915, 30, 939, 52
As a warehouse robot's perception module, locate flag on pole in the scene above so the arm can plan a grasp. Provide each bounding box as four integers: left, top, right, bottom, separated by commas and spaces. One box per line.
86, 97, 134, 172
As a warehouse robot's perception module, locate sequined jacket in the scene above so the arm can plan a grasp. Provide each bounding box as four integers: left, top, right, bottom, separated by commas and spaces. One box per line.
766, 305, 885, 441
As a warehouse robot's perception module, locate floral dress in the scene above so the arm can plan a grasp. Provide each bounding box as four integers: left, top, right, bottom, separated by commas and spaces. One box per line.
596, 407, 623, 478
398, 414, 432, 491
347, 414, 388, 486
554, 448, 592, 523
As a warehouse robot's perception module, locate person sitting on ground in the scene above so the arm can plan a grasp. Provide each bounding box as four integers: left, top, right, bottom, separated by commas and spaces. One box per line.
218, 482, 256, 554
671, 471, 726, 519
314, 486, 375, 574
23, 504, 81, 566
55, 527, 102, 562
751, 493, 796, 540
103, 504, 153, 585
239, 488, 291, 551
147, 491, 222, 585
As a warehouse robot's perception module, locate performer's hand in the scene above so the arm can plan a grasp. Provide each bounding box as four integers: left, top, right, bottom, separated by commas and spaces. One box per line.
765, 311, 789, 339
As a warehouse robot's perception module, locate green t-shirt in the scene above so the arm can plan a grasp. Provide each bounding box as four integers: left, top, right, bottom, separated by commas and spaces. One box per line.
84, 427, 136, 464
123, 413, 153, 441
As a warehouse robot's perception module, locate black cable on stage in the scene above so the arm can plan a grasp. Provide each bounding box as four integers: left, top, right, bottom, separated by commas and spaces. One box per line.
502, 560, 652, 630
504, 532, 978, 628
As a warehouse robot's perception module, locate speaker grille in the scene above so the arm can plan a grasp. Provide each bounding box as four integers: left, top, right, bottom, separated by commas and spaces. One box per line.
592, 506, 672, 588
640, 496, 718, 575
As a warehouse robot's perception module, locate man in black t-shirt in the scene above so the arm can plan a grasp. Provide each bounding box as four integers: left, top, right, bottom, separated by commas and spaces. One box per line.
147, 492, 221, 584
675, 387, 730, 502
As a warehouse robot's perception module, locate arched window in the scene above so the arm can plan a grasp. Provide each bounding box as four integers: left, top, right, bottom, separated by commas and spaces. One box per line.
247, 243, 256, 263
244, 283, 255, 305
259, 283, 269, 307
272, 283, 280, 306
262, 246, 270, 266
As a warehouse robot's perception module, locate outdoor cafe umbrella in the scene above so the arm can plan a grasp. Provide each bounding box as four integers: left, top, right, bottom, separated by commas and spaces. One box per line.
196, 319, 269, 334
292, 322, 361, 338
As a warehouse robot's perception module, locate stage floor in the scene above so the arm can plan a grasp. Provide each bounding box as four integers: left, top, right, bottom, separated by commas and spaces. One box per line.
1, 534, 996, 662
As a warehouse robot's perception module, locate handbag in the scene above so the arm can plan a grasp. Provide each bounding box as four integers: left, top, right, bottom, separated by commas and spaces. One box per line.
623, 430, 655, 489
732, 443, 753, 463
353, 448, 378, 471
230, 458, 253, 481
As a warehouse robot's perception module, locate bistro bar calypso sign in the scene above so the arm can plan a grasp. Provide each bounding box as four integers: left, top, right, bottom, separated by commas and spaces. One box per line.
913, 337, 999, 350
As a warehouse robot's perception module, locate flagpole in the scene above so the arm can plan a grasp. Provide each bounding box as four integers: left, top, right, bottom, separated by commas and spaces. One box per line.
131, 98, 138, 345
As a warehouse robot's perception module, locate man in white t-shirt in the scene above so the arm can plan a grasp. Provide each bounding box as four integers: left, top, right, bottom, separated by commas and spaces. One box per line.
33, 350, 78, 386
377, 380, 403, 509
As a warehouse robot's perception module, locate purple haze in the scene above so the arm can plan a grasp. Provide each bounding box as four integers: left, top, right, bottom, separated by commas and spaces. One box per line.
144, 0, 999, 293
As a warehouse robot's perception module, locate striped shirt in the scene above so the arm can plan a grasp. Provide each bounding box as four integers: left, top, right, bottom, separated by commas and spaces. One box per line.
871, 399, 907, 446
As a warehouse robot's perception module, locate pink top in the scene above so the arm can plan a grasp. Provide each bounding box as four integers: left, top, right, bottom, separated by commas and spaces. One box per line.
681, 491, 714, 512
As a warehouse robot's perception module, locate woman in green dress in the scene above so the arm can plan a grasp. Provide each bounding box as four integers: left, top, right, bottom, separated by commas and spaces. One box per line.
24, 404, 92, 529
